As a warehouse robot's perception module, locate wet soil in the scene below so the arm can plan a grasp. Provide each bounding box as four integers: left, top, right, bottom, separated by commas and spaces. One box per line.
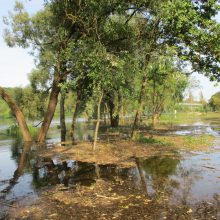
38, 140, 178, 168
6, 175, 220, 220
37, 134, 215, 169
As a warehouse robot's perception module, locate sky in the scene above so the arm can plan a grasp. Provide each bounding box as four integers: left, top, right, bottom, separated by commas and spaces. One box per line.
0, 1, 220, 101
0, 0, 44, 87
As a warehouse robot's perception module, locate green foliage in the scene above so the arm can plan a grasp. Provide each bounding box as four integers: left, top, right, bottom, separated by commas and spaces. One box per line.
0, 86, 48, 121
13, 87, 48, 121
0, 99, 12, 118
144, 54, 188, 118
2, 0, 220, 140
209, 91, 220, 111
160, 0, 220, 80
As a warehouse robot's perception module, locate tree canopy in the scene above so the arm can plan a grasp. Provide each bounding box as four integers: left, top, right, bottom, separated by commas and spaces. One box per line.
1, 0, 220, 142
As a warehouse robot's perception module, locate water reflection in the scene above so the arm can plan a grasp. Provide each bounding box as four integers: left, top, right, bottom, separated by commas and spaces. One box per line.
1, 117, 220, 218
33, 159, 136, 189
1, 139, 220, 208
138, 156, 180, 199
0, 142, 36, 199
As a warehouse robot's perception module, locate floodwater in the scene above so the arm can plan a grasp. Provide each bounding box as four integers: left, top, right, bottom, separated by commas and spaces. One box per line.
0, 117, 220, 218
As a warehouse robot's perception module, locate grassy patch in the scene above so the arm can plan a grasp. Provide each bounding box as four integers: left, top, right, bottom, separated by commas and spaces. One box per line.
149, 134, 216, 151
159, 112, 203, 124
138, 134, 172, 146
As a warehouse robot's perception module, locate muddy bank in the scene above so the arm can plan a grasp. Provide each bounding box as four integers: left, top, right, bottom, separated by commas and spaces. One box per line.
6, 177, 220, 220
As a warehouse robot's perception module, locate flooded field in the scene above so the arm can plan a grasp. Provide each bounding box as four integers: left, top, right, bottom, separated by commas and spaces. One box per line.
0, 115, 220, 219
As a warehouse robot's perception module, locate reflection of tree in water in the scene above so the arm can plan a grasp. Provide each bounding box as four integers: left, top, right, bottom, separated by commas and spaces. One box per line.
0, 140, 48, 200
0, 141, 32, 198
32, 160, 135, 190
10, 139, 36, 173
139, 156, 180, 200
10, 138, 22, 161
174, 165, 201, 206
70, 121, 95, 141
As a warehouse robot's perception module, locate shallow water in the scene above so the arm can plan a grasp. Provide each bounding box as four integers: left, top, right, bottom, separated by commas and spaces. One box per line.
0, 116, 220, 217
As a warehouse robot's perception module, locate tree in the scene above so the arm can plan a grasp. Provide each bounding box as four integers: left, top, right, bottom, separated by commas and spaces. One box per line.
209, 92, 220, 111
3, 0, 220, 143
161, 0, 220, 79
4, 2, 71, 142
0, 87, 32, 142
13, 86, 48, 122
130, 0, 220, 136
144, 55, 188, 126
199, 91, 206, 104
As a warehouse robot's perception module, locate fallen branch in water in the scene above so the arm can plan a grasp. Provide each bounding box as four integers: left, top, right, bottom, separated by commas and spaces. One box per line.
202, 166, 216, 170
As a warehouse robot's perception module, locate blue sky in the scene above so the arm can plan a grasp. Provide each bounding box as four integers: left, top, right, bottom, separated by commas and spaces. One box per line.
0, 0, 220, 101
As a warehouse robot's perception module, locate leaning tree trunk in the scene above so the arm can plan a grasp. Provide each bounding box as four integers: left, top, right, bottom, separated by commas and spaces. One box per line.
0, 86, 32, 142
93, 91, 103, 150
37, 81, 60, 142
131, 76, 147, 138
60, 94, 66, 143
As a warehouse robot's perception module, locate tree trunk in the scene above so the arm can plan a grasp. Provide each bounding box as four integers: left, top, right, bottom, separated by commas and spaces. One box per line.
37, 81, 60, 142
70, 95, 80, 142
109, 99, 119, 127
60, 94, 66, 143
93, 91, 103, 150
118, 92, 123, 125
131, 76, 147, 138
152, 113, 159, 128
103, 103, 108, 125
0, 87, 32, 142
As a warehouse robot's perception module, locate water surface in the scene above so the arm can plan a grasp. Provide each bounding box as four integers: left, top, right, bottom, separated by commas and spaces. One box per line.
0, 116, 220, 217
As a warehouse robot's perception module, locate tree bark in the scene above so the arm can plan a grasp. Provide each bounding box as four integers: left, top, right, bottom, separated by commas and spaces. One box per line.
131, 76, 147, 138
93, 91, 103, 150
70, 94, 81, 142
109, 99, 119, 127
60, 93, 66, 143
37, 81, 60, 142
0, 87, 32, 142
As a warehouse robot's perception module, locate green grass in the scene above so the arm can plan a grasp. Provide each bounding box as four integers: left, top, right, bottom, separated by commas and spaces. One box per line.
6, 123, 39, 139
136, 133, 215, 151
138, 134, 172, 146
